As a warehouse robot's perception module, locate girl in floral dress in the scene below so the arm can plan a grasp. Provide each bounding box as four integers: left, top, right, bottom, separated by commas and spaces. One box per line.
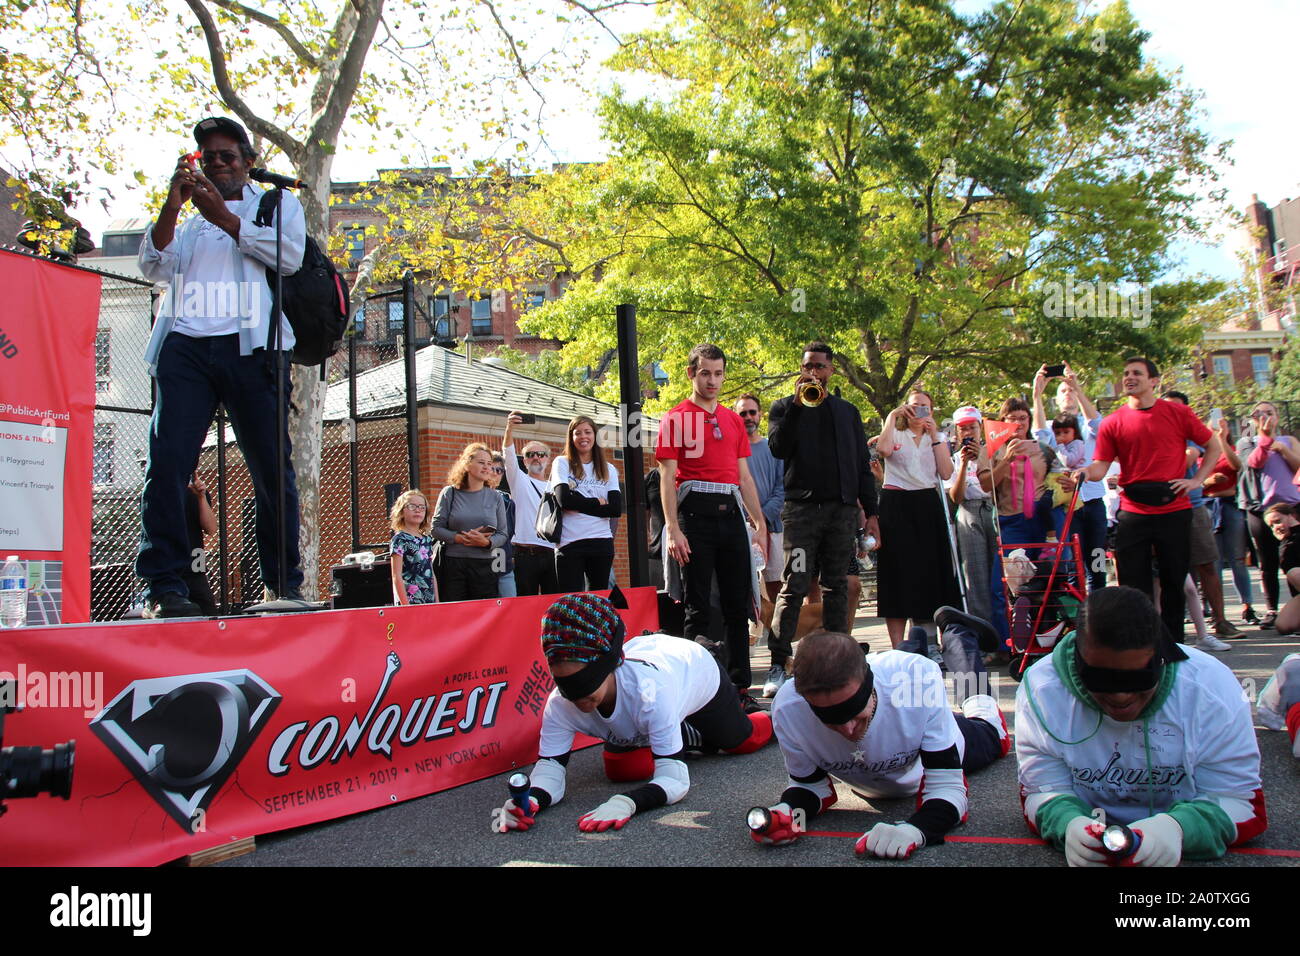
390, 490, 438, 604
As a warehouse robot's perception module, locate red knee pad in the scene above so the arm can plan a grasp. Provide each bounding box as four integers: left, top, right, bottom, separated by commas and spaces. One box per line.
725, 711, 773, 755
1286, 702, 1300, 745
603, 747, 654, 782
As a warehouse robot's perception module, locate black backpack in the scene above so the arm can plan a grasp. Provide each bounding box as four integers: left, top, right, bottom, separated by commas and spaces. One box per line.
255, 188, 350, 368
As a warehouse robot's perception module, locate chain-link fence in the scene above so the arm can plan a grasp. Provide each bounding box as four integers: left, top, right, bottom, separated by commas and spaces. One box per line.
87, 266, 433, 618
89, 266, 157, 622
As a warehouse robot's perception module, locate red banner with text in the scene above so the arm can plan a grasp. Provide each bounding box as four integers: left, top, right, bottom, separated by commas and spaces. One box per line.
0, 249, 99, 624
0, 588, 658, 866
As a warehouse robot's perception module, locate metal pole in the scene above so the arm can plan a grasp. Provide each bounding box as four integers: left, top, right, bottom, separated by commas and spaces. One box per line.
348, 319, 360, 553
216, 404, 230, 615
273, 190, 288, 599
402, 270, 419, 490
615, 303, 648, 588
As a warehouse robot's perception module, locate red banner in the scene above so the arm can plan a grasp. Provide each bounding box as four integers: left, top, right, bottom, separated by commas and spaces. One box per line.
0, 588, 658, 865
0, 249, 99, 624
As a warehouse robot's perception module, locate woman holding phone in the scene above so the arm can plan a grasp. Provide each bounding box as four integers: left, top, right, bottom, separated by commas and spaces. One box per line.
875, 388, 960, 648
551, 416, 623, 592
431, 442, 510, 601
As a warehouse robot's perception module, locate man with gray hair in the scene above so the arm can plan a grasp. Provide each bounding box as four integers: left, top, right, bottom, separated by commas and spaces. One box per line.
503, 412, 558, 595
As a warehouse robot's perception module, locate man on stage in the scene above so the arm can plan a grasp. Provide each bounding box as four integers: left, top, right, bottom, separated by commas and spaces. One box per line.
750, 630, 1008, 858
136, 116, 305, 617
1016, 587, 1265, 866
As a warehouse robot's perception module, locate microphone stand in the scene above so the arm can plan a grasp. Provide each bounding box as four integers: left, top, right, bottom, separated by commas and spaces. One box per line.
246, 182, 312, 615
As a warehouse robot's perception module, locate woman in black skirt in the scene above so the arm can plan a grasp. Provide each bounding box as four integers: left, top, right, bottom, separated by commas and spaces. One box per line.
874, 388, 961, 646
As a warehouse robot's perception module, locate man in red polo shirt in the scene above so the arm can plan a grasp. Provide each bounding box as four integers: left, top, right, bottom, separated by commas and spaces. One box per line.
1075, 357, 1221, 640
657, 343, 768, 707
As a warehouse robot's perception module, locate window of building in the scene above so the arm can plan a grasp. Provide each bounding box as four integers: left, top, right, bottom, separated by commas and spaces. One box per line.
388, 300, 405, 335
345, 227, 365, 266
1212, 355, 1232, 382
100, 232, 146, 257
471, 296, 492, 336
523, 290, 546, 311
353, 308, 365, 337
93, 423, 114, 486
430, 295, 451, 338
95, 329, 111, 392
1252, 353, 1272, 387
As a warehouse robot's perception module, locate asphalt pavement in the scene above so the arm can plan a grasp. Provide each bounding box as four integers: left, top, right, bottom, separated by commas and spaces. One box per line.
221, 581, 1298, 869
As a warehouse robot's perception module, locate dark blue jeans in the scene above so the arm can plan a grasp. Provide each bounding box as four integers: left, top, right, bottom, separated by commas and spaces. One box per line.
137, 333, 302, 600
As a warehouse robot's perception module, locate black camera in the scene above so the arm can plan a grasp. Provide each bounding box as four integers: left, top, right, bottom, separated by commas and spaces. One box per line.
0, 679, 75, 817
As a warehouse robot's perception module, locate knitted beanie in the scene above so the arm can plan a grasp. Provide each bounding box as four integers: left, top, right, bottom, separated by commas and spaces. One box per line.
540, 594, 624, 666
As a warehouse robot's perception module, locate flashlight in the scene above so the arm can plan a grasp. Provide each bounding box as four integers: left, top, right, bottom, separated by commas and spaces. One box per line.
185, 149, 201, 168
508, 772, 531, 813
746, 806, 773, 834
1100, 823, 1142, 862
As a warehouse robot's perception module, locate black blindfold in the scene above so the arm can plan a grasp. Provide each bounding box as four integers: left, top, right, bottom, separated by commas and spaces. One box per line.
808, 668, 875, 725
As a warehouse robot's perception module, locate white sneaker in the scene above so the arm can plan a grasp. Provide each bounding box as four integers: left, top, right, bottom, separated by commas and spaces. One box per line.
1195, 633, 1232, 652
961, 693, 1010, 756
762, 664, 788, 698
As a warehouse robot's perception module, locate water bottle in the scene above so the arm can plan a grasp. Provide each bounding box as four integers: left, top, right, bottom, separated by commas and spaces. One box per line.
1, 555, 28, 629
751, 540, 766, 573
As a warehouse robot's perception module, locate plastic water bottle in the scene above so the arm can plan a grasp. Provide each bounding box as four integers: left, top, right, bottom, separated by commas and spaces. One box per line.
751, 540, 766, 573
1, 555, 28, 629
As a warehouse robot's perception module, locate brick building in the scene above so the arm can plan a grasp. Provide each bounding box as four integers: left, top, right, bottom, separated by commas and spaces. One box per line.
200, 343, 659, 604
1197, 193, 1297, 386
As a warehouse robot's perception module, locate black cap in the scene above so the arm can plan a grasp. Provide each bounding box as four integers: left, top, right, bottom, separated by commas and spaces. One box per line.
193, 116, 252, 149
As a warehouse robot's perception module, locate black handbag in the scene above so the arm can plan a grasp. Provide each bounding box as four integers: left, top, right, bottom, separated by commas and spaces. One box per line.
534, 486, 564, 544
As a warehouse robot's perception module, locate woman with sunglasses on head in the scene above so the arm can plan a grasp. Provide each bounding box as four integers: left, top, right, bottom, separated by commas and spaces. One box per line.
491, 594, 772, 834
430, 442, 509, 602
550, 415, 622, 592
874, 387, 961, 649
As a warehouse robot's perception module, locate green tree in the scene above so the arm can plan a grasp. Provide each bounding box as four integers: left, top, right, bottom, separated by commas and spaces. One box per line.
1, 0, 613, 593
513, 0, 1227, 420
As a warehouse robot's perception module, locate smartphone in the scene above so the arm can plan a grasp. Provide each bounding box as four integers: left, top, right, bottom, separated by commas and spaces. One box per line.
961, 436, 976, 449
1209, 408, 1223, 428
516, 413, 536, 425
912, 405, 931, 419
1044, 363, 1066, 378
480, 526, 496, 535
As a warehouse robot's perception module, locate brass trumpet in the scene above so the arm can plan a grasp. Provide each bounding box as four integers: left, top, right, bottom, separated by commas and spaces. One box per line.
794, 374, 827, 407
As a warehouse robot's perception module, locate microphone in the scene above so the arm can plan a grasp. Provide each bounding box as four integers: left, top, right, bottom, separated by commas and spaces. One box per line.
249, 167, 305, 189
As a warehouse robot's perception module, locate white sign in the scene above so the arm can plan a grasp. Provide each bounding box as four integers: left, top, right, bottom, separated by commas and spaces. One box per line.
0, 419, 67, 550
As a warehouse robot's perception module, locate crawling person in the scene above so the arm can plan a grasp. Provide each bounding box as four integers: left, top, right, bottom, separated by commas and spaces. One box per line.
491, 593, 772, 834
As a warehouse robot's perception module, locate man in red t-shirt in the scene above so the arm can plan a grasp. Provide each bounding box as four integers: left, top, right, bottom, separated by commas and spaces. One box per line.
657, 343, 768, 705
1075, 357, 1221, 639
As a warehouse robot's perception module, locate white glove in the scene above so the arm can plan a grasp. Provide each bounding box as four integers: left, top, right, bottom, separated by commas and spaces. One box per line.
490, 796, 538, 834
1064, 814, 1108, 867
856, 822, 925, 860
577, 794, 636, 833
1130, 813, 1183, 867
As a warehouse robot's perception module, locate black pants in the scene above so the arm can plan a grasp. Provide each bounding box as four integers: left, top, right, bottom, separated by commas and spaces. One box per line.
680, 657, 754, 751
956, 715, 1002, 773
1247, 509, 1282, 610
438, 557, 498, 602
514, 545, 559, 596
1114, 508, 1192, 640
555, 538, 614, 593
770, 500, 858, 667
680, 498, 752, 692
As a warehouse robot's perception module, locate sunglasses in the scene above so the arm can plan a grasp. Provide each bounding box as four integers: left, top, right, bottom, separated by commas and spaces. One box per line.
524, 451, 548, 459
738, 409, 760, 418
704, 416, 723, 440
200, 149, 241, 165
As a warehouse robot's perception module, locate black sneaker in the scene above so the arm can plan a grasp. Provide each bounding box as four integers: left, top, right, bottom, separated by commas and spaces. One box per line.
1261, 610, 1278, 630
143, 593, 202, 619
738, 689, 764, 715
1241, 606, 1260, 626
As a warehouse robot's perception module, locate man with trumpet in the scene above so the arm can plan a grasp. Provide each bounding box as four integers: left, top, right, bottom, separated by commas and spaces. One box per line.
763, 343, 880, 697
